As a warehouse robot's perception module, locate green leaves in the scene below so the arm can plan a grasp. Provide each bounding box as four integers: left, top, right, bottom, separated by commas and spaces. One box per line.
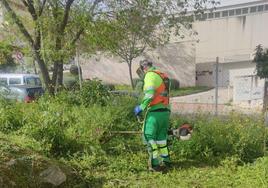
253, 45, 268, 79
0, 40, 16, 65
171, 114, 266, 163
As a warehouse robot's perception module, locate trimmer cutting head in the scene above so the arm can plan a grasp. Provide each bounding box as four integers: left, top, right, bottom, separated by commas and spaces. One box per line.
169, 123, 193, 140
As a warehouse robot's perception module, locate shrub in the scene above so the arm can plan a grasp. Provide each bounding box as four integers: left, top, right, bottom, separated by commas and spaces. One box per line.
20, 101, 79, 156
171, 114, 265, 163
0, 100, 24, 133
104, 83, 115, 91
79, 79, 110, 106
64, 77, 79, 90
18, 89, 138, 157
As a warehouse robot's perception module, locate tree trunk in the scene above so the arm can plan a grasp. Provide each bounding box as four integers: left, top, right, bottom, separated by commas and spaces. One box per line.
57, 62, 64, 88
51, 61, 63, 93
34, 50, 54, 94
52, 62, 58, 87
127, 61, 134, 89
33, 59, 37, 74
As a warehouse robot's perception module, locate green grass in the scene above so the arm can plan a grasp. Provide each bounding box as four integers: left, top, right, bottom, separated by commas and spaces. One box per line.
170, 86, 213, 97
0, 89, 267, 187
115, 85, 213, 97
1, 131, 267, 187
114, 84, 133, 91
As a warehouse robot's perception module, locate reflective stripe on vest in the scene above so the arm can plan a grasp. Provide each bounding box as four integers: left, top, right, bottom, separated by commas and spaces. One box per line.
148, 70, 169, 107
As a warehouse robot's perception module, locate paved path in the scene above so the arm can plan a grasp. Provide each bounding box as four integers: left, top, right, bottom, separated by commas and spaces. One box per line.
170, 87, 262, 115
171, 88, 232, 104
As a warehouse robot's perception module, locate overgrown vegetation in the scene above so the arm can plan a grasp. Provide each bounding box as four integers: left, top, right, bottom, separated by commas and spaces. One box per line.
0, 81, 267, 187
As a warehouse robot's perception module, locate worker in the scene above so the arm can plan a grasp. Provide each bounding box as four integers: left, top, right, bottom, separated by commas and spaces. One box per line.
134, 59, 171, 172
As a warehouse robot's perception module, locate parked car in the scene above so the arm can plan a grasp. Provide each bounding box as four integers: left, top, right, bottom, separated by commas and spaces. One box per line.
0, 74, 42, 86
0, 85, 44, 103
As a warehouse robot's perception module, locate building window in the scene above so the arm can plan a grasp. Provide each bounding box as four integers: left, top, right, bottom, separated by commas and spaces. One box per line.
265, 4, 268, 11
250, 6, 257, 13
222, 11, 228, 17
201, 13, 207, 20
215, 12, 220, 18
235, 9, 241, 15
229, 9, 235, 16
242, 8, 248, 14
258, 5, 264, 12
208, 12, 214, 19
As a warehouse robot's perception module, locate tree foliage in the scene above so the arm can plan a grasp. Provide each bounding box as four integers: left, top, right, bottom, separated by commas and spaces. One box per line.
0, 0, 102, 94
86, 0, 218, 88
0, 40, 16, 64
1, 0, 218, 91
253, 45, 268, 79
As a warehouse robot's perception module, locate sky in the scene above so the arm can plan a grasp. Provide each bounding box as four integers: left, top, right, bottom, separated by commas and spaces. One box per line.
219, 0, 263, 7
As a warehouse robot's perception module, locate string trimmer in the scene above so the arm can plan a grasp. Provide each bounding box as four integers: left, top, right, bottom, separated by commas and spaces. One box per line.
100, 115, 193, 143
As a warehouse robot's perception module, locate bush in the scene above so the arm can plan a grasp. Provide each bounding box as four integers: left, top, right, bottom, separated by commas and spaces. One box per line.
171, 114, 265, 163
104, 83, 115, 91
20, 101, 80, 156
0, 100, 24, 133
64, 77, 79, 90
79, 79, 110, 107
18, 92, 138, 157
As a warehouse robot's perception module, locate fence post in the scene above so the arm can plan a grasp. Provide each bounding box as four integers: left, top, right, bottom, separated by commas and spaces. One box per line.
76, 49, 82, 90
263, 78, 268, 128
263, 78, 268, 113
215, 57, 219, 116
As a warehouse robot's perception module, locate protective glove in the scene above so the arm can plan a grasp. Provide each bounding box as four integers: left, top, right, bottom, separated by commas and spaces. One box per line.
134, 105, 143, 116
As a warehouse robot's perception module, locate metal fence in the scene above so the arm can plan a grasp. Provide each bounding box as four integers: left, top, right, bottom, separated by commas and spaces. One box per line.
171, 57, 265, 115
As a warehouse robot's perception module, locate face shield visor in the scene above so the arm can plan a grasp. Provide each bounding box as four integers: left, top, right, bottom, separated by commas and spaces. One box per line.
136, 60, 152, 78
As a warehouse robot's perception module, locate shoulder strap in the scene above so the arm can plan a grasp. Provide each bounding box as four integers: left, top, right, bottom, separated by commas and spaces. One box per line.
148, 70, 168, 80
148, 70, 170, 92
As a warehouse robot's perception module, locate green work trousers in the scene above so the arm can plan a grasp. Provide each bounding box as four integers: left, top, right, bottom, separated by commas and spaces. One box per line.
143, 110, 170, 167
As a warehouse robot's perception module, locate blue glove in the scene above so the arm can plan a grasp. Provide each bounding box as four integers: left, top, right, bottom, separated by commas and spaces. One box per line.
134, 105, 143, 116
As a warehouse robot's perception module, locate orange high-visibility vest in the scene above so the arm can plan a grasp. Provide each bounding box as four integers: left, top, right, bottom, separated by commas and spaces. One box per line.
148, 70, 170, 107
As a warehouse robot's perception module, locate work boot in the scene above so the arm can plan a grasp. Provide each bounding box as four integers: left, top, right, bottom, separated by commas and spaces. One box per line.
148, 165, 166, 173
162, 161, 172, 168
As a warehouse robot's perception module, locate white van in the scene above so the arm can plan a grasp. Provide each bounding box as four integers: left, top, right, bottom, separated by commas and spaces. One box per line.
0, 74, 42, 86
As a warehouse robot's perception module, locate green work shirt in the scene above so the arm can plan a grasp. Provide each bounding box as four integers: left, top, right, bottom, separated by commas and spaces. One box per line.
140, 67, 170, 112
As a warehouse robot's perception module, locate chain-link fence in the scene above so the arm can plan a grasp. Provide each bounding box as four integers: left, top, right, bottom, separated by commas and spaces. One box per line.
171, 57, 265, 115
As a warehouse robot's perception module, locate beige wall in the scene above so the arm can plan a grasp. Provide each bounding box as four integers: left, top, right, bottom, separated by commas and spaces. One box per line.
81, 41, 196, 87
194, 10, 268, 63
194, 4, 268, 87
196, 61, 259, 87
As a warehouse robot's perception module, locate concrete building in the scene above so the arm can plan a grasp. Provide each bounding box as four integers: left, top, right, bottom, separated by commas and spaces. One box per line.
81, 39, 196, 87
194, 0, 268, 88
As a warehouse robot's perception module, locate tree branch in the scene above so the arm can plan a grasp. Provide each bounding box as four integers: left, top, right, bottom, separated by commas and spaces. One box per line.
60, 0, 75, 33
71, 0, 103, 46
21, 0, 28, 7
23, 0, 38, 20
71, 28, 84, 45
1, 0, 34, 46
39, 0, 47, 16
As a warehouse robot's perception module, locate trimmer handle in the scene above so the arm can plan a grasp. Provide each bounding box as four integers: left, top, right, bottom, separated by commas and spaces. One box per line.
136, 115, 143, 124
